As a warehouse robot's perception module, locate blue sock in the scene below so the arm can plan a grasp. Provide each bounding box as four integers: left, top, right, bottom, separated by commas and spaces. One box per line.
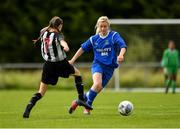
86, 89, 98, 106
84, 93, 88, 102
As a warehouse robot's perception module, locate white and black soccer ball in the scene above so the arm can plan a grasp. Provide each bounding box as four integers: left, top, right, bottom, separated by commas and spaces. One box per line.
118, 100, 133, 116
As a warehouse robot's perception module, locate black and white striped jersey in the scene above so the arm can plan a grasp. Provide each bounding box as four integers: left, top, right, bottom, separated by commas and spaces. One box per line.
40, 31, 66, 62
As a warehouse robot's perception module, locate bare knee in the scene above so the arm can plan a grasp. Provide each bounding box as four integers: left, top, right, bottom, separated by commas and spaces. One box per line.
73, 67, 81, 76
92, 82, 103, 92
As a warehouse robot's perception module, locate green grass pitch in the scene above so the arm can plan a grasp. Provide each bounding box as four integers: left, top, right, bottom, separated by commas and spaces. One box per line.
0, 90, 180, 128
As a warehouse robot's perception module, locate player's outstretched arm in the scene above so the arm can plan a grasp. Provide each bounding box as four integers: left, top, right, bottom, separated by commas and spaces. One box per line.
117, 48, 126, 64
69, 47, 84, 64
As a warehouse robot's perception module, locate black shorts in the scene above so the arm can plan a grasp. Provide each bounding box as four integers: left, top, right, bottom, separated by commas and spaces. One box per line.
41, 59, 75, 85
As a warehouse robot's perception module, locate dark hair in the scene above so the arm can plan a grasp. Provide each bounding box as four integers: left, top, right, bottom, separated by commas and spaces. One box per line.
49, 16, 63, 29
33, 16, 63, 44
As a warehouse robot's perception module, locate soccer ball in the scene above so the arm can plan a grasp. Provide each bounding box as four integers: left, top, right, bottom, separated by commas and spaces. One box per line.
118, 100, 133, 116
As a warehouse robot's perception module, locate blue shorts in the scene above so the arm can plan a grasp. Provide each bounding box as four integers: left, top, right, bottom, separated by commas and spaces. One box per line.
91, 63, 115, 87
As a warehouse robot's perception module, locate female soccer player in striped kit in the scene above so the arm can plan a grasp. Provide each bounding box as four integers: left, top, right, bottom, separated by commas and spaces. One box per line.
68, 16, 127, 115
23, 16, 92, 118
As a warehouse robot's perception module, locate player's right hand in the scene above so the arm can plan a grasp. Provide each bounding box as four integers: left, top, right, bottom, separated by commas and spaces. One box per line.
63, 46, 69, 52
68, 60, 74, 65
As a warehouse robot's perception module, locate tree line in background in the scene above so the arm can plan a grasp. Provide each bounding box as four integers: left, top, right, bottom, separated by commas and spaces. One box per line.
0, 0, 180, 63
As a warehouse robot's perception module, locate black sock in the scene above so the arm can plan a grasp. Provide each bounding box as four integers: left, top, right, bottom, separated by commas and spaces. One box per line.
23, 93, 42, 118
30, 93, 42, 105
27, 93, 42, 110
75, 76, 84, 101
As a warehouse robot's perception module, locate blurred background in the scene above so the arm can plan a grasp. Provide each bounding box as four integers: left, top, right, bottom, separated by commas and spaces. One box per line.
0, 0, 180, 90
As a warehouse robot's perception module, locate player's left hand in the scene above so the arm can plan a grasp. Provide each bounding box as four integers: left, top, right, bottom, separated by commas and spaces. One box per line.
117, 55, 124, 64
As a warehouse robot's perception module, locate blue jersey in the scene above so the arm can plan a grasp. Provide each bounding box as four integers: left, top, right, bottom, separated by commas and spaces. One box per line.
81, 31, 127, 68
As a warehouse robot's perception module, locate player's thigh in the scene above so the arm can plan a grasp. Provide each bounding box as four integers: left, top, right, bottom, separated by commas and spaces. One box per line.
166, 67, 173, 77
102, 67, 114, 87
72, 66, 81, 76
57, 60, 75, 78
172, 68, 178, 80
91, 72, 103, 92
92, 72, 103, 86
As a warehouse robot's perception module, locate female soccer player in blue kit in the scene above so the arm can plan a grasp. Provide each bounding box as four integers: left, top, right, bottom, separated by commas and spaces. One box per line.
68, 16, 127, 115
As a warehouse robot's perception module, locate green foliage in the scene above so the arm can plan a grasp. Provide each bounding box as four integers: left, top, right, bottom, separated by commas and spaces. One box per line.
120, 68, 148, 87
125, 35, 155, 62
0, 0, 180, 62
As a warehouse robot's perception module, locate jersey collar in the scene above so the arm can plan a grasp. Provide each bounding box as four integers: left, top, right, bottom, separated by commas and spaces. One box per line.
99, 30, 110, 39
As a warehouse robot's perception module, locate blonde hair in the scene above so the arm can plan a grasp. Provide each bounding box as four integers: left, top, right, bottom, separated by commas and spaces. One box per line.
95, 16, 110, 34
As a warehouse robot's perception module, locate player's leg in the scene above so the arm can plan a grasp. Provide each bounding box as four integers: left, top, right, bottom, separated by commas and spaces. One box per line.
68, 66, 92, 114
171, 69, 177, 94
86, 72, 103, 106
23, 82, 48, 118
84, 65, 114, 115
163, 68, 168, 85
62, 62, 86, 101
83, 72, 103, 115
23, 61, 57, 118
86, 65, 115, 105
163, 68, 169, 93
165, 77, 171, 94
165, 68, 172, 94
83, 63, 103, 114
73, 67, 84, 101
